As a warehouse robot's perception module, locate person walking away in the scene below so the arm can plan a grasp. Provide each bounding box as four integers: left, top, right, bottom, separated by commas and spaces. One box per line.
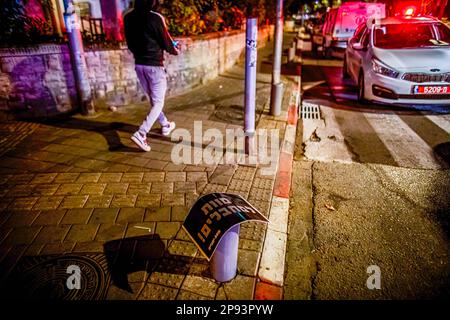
124, 0, 178, 152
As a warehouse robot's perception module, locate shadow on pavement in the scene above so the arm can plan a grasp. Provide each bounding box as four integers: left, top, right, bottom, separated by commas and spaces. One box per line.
428, 147, 450, 264
259, 58, 301, 78
30, 115, 143, 152
104, 234, 207, 294
435, 142, 450, 168
104, 234, 165, 292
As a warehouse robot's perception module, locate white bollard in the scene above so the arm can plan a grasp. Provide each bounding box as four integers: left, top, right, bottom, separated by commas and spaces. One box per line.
210, 224, 240, 282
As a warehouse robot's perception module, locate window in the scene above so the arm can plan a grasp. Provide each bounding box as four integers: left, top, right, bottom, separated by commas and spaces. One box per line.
74, 2, 91, 18
374, 23, 449, 49
360, 29, 370, 47
352, 23, 367, 43
436, 23, 450, 44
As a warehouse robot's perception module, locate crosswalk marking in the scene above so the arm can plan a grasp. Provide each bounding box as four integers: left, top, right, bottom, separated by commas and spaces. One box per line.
302, 64, 450, 170
426, 114, 450, 135
301, 99, 450, 169
363, 113, 446, 169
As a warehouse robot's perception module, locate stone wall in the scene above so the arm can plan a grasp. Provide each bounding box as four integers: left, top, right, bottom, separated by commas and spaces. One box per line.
0, 45, 77, 118
0, 26, 273, 119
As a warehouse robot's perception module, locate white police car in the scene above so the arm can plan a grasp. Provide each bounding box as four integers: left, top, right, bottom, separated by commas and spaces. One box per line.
343, 16, 450, 105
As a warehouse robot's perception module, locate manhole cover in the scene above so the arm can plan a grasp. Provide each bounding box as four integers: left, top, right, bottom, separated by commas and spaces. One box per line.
300, 102, 321, 120
212, 105, 244, 124
2, 253, 110, 300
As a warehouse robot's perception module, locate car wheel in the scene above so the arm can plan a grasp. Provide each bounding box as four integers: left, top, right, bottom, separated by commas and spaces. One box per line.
314, 45, 320, 58
357, 71, 367, 104
343, 57, 350, 79
316, 46, 324, 58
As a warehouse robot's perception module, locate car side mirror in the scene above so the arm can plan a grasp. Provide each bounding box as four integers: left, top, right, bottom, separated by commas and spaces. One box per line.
352, 42, 366, 51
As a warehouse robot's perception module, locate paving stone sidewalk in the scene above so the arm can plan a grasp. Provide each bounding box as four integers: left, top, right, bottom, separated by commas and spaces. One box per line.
0, 41, 294, 300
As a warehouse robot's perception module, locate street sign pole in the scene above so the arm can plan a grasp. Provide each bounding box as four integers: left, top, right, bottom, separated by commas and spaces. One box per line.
244, 18, 258, 155
270, 0, 284, 117
63, 0, 95, 115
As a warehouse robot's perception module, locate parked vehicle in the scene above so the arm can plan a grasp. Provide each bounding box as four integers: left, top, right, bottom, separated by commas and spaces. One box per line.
312, 2, 386, 58
343, 16, 450, 105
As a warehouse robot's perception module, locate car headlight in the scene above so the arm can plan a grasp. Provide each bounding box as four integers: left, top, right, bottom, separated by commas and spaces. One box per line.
371, 59, 399, 78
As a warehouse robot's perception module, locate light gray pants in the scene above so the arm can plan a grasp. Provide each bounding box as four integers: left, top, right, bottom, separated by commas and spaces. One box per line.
135, 65, 170, 135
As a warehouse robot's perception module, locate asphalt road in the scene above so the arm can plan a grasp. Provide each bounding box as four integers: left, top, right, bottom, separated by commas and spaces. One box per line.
284, 54, 450, 299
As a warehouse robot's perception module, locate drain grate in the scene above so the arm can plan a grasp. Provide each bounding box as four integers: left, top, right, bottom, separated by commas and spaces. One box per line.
300, 102, 321, 120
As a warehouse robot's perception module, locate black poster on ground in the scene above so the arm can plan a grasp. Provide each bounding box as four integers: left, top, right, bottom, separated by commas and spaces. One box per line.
182, 193, 269, 260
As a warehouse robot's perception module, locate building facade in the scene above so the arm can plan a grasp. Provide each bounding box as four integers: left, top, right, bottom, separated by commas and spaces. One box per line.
23, 0, 133, 42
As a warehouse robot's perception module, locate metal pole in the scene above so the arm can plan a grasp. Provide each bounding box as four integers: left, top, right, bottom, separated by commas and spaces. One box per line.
63, 0, 95, 115
244, 18, 258, 155
270, 0, 284, 117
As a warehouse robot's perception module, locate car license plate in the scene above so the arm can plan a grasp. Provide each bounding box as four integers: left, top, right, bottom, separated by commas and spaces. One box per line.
413, 85, 450, 94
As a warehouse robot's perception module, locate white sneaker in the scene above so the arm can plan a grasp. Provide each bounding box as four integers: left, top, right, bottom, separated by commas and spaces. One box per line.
162, 121, 176, 136
131, 131, 151, 152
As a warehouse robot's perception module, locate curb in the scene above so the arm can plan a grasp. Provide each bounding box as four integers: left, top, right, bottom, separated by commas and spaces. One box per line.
255, 77, 301, 300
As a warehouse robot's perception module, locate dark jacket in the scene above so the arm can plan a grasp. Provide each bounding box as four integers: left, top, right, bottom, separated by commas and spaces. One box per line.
124, 6, 178, 66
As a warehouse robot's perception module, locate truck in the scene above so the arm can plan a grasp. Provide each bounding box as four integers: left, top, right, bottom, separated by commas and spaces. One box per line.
312, 2, 386, 58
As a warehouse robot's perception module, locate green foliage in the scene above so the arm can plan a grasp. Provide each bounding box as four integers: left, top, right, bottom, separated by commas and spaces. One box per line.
161, 0, 206, 36
221, 5, 246, 31
0, 0, 27, 45
0, 0, 60, 47
161, 0, 272, 37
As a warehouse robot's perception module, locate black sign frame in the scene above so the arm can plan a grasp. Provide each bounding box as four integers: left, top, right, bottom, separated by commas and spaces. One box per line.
182, 193, 269, 261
